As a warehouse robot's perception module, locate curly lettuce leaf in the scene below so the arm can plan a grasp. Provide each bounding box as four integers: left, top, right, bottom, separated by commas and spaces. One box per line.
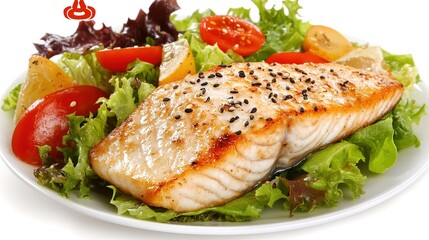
348, 117, 397, 173
1, 83, 21, 111
34, 103, 109, 198
57, 51, 112, 93
383, 50, 420, 89
180, 31, 244, 72
392, 99, 426, 150
247, 0, 310, 61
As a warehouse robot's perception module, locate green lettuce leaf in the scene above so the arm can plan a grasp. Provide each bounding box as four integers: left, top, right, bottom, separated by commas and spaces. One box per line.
383, 50, 420, 89
392, 99, 426, 150
1, 83, 21, 111
57, 51, 113, 93
298, 141, 366, 208
34, 103, 109, 197
248, 0, 310, 61
180, 31, 244, 72
348, 117, 397, 173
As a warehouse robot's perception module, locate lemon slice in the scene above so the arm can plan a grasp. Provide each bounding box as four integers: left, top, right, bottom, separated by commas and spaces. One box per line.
159, 39, 196, 85
335, 46, 389, 75
14, 55, 75, 121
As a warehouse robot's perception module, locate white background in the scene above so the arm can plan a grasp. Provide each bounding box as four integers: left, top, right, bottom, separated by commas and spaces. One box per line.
1, 0, 428, 239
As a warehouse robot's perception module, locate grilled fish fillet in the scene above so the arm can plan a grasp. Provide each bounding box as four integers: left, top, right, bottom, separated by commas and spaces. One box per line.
90, 62, 403, 212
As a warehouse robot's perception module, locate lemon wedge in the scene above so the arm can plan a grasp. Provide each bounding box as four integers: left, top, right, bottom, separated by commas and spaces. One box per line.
159, 39, 196, 85
335, 46, 389, 75
14, 55, 75, 121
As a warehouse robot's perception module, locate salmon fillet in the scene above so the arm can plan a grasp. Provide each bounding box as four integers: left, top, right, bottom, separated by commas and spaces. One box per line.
90, 62, 403, 212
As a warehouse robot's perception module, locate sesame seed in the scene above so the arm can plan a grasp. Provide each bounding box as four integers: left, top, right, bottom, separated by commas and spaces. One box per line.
175, 114, 181, 119
286, 86, 290, 90
215, 72, 223, 78
249, 70, 254, 75
162, 97, 170, 102
238, 71, 246, 78
271, 98, 277, 103
244, 120, 249, 127
205, 97, 210, 102
173, 85, 179, 89
69, 101, 77, 107
244, 99, 249, 104
251, 82, 262, 87
284, 95, 293, 100
235, 130, 242, 135
266, 117, 273, 121
208, 73, 216, 78
249, 115, 255, 120
250, 107, 257, 113
185, 108, 193, 113
219, 64, 227, 68
300, 107, 305, 113
213, 83, 220, 88
229, 117, 236, 123
270, 72, 276, 77
201, 82, 208, 86
313, 106, 318, 111
230, 90, 239, 94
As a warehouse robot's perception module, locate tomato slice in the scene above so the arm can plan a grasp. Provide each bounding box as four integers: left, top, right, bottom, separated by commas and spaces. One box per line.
199, 15, 265, 56
266, 52, 328, 64
11, 85, 108, 166
96, 46, 162, 72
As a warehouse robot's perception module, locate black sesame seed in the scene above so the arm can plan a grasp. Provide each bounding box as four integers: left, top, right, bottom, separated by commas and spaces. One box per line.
229, 117, 236, 123
300, 107, 305, 113
244, 99, 249, 104
270, 72, 276, 77
201, 82, 208, 86
238, 70, 246, 78
246, 62, 251, 67
185, 108, 193, 113
244, 120, 249, 127
271, 78, 277, 83
290, 78, 296, 83
266, 117, 273, 121
252, 82, 262, 87
313, 106, 318, 111
205, 97, 210, 102
286, 86, 290, 90
249, 115, 255, 120
305, 78, 311, 83
249, 70, 254, 75
173, 85, 179, 89
215, 72, 223, 78
190, 81, 196, 84
320, 75, 326, 79
219, 64, 227, 68
235, 130, 242, 135
213, 83, 220, 88
284, 95, 293, 100
230, 90, 239, 94
271, 98, 277, 103
268, 92, 273, 99
200, 88, 206, 94
175, 114, 181, 119
162, 97, 170, 102
250, 107, 257, 113
208, 73, 216, 78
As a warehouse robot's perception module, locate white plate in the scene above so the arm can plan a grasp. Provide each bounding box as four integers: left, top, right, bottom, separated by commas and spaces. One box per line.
1, 68, 429, 235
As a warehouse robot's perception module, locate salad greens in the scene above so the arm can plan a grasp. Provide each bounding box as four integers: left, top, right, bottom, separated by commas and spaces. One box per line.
2, 0, 426, 222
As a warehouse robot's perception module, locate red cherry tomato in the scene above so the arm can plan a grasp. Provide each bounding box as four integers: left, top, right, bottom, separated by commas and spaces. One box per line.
199, 15, 265, 56
96, 46, 162, 72
12, 85, 108, 166
266, 52, 329, 64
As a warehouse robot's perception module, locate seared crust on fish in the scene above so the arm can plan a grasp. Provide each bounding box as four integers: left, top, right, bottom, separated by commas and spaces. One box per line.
90, 62, 403, 212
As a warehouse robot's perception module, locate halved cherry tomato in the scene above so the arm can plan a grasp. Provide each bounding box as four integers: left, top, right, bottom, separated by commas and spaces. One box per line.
266, 52, 328, 64
199, 15, 265, 56
96, 46, 162, 72
12, 85, 108, 166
